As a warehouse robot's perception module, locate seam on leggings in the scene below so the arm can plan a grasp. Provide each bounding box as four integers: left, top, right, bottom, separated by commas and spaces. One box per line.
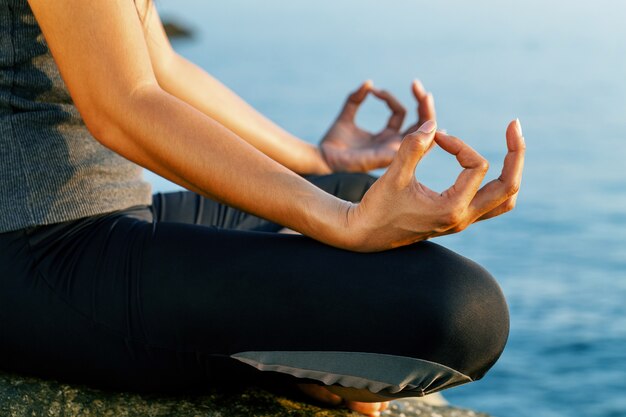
26, 266, 236, 361
23, 242, 237, 356
134, 223, 152, 344
20, 234, 231, 357
30, 263, 131, 341
24, 232, 137, 343
90, 217, 118, 332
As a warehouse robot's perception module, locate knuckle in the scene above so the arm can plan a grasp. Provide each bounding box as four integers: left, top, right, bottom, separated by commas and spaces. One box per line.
499, 177, 520, 197
388, 173, 405, 191
439, 209, 462, 227
503, 199, 517, 212
449, 223, 466, 234
476, 158, 489, 173
505, 181, 520, 196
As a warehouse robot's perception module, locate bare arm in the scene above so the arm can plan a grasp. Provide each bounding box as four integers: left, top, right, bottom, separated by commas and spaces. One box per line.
27, 0, 347, 246
136, 1, 331, 175
27, 0, 525, 253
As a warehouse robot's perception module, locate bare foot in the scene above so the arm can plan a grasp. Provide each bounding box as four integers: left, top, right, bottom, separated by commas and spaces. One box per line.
297, 383, 390, 417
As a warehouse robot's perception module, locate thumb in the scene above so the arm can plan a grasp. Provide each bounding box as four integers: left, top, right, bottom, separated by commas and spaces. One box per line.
389, 120, 436, 185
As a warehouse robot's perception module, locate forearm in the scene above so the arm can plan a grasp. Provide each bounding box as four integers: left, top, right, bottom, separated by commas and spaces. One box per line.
95, 84, 347, 246
27, 0, 343, 245
156, 54, 331, 175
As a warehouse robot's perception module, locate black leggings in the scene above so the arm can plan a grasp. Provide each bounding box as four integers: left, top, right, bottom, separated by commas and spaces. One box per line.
0, 173, 509, 397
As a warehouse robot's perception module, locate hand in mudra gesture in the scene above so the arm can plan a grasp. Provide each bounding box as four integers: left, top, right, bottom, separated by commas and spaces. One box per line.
341, 119, 525, 252
320, 79, 435, 173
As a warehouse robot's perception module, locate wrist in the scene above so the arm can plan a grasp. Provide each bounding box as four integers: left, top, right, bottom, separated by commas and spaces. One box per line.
337, 202, 377, 253
296, 142, 331, 175
318, 199, 369, 252
283, 138, 331, 175
314, 145, 333, 175
297, 193, 357, 250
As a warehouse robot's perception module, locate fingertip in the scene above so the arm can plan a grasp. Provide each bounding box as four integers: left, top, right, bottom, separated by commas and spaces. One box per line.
412, 79, 427, 98
506, 118, 525, 150
417, 119, 437, 134
506, 118, 520, 136
433, 130, 462, 154
349, 81, 373, 103
433, 130, 447, 145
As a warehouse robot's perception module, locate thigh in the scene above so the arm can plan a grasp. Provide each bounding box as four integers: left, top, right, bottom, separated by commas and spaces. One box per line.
139, 223, 508, 395
0, 209, 508, 396
0, 211, 160, 390
151, 173, 376, 231
151, 190, 279, 232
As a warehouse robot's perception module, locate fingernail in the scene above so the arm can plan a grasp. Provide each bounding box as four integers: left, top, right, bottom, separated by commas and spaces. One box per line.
372, 413, 381, 417
418, 120, 437, 133
364, 79, 374, 88
515, 118, 523, 136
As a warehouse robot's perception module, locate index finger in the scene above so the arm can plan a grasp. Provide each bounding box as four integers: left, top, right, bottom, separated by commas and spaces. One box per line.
338, 80, 373, 122
436, 132, 490, 206
371, 88, 407, 131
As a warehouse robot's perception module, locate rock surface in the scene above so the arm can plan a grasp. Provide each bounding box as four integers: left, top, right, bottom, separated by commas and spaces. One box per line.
0, 371, 491, 417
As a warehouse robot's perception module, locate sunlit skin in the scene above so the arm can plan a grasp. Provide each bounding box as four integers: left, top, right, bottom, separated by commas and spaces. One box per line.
27, 0, 525, 414
321, 79, 436, 173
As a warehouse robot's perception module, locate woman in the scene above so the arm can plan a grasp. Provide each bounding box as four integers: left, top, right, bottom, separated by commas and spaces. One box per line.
0, 0, 525, 415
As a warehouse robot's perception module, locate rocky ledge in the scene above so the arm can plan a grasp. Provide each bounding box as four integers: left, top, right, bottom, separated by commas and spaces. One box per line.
0, 371, 491, 417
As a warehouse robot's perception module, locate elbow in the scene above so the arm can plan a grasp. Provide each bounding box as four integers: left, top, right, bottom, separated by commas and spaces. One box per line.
78, 82, 163, 153
81, 107, 111, 148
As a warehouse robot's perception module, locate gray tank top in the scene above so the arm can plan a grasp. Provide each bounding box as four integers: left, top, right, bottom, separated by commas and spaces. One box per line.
0, 0, 152, 233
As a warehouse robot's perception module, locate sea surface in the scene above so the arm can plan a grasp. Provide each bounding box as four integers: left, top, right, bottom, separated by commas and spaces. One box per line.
148, 1, 626, 416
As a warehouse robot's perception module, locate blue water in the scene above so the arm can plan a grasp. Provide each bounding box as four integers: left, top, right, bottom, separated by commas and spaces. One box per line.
149, 1, 626, 416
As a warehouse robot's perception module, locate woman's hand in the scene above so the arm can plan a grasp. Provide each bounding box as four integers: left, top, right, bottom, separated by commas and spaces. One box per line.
342, 119, 525, 252
320, 80, 436, 173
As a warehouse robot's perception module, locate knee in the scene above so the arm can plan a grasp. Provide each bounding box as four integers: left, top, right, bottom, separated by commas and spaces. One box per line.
423, 253, 510, 381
